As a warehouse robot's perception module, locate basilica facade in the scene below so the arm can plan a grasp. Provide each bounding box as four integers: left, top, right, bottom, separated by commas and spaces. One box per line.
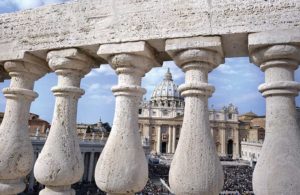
138, 69, 240, 159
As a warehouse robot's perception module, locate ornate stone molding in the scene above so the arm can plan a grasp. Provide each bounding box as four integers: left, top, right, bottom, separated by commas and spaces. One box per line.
0, 54, 49, 195
34, 48, 96, 195
95, 41, 161, 195
166, 36, 224, 195
249, 31, 300, 195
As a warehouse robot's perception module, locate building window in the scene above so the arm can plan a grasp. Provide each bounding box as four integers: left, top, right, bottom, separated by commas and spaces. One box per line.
138, 109, 142, 114
228, 113, 233, 119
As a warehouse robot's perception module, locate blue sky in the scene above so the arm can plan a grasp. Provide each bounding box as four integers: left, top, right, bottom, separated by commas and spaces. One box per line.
0, 1, 299, 125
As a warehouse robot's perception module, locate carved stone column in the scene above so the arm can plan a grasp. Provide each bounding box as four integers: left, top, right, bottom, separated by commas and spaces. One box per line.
220, 128, 226, 157
88, 152, 95, 182
233, 128, 240, 159
96, 41, 161, 195
156, 126, 162, 154
0, 55, 49, 195
249, 31, 300, 195
168, 126, 172, 153
166, 36, 224, 195
34, 48, 96, 195
172, 126, 176, 153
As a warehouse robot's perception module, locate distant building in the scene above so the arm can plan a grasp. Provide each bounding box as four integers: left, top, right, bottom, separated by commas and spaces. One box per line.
241, 107, 300, 164
241, 141, 263, 165
239, 112, 265, 143
28, 113, 51, 135
138, 69, 240, 159
77, 119, 111, 140
0, 112, 50, 136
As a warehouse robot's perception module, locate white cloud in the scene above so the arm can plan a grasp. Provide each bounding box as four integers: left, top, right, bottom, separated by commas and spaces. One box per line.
231, 92, 262, 105
89, 94, 114, 104
86, 65, 115, 78
87, 83, 101, 91
86, 83, 112, 93
216, 64, 239, 75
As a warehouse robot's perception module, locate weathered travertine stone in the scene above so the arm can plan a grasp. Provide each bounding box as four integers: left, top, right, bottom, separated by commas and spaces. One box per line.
166, 36, 224, 195
95, 41, 161, 194
249, 31, 300, 195
34, 48, 96, 195
0, 55, 49, 195
0, 0, 300, 61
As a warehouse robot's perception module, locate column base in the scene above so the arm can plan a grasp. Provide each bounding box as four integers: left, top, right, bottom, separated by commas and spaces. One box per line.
40, 186, 75, 195
0, 179, 25, 195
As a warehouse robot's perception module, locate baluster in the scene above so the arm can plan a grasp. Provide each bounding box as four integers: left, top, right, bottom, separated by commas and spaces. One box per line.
166, 36, 225, 195
0, 55, 49, 195
34, 48, 96, 195
95, 41, 161, 195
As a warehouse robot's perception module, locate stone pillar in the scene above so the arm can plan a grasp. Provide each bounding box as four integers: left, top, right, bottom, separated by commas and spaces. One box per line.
220, 128, 226, 157
34, 48, 96, 195
95, 41, 161, 195
83, 153, 89, 182
80, 152, 86, 183
233, 128, 240, 159
88, 152, 95, 182
156, 126, 162, 154
166, 36, 224, 195
172, 126, 176, 153
0, 55, 49, 195
167, 126, 172, 153
249, 31, 300, 195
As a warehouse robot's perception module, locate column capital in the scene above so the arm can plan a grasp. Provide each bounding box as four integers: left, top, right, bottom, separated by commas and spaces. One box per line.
47, 48, 97, 75
249, 30, 300, 68
4, 53, 50, 80
47, 48, 97, 97
3, 54, 50, 101
249, 31, 300, 97
98, 41, 162, 76
166, 36, 224, 71
166, 36, 224, 97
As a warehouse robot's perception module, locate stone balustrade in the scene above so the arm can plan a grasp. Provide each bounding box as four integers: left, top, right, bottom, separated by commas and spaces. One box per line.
0, 1, 299, 195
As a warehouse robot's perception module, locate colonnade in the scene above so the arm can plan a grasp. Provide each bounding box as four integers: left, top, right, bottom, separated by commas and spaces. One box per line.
155, 125, 177, 154
0, 31, 299, 195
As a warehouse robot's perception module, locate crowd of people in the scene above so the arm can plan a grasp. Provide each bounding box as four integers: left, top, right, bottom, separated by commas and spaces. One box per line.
142, 160, 254, 195
223, 165, 254, 194
23, 159, 254, 195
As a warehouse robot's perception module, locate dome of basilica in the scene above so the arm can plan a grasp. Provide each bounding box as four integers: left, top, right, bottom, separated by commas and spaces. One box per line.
151, 68, 183, 101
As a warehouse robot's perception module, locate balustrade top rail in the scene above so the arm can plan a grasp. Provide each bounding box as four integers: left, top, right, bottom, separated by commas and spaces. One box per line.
0, 0, 299, 62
